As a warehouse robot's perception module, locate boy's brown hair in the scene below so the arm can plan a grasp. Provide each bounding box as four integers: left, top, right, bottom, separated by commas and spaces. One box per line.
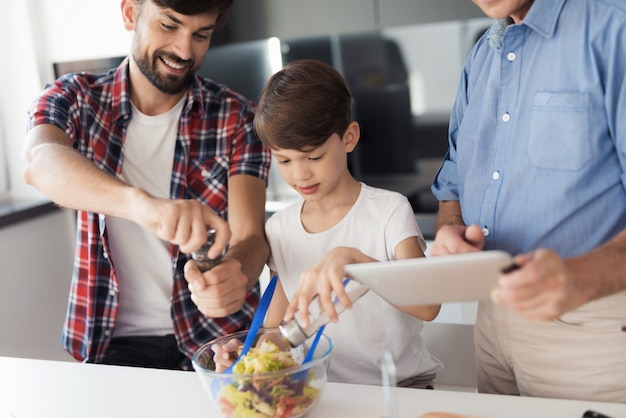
254, 59, 352, 151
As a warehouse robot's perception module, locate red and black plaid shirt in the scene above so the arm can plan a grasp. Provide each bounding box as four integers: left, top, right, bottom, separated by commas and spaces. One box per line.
27, 59, 271, 365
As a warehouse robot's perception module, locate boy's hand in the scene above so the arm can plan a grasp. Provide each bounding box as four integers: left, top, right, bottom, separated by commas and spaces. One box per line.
212, 339, 241, 373
284, 247, 373, 326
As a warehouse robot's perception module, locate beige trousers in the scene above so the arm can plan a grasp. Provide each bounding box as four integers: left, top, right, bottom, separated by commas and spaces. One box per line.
475, 292, 626, 402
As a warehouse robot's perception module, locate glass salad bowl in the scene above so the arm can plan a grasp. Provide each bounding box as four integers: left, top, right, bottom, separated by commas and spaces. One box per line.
192, 327, 332, 418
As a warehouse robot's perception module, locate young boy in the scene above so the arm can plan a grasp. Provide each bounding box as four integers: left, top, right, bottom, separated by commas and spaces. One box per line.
218, 59, 442, 387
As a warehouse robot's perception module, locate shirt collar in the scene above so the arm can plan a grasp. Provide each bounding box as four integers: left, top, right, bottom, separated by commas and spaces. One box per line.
186, 75, 206, 119
488, 0, 567, 50
523, 0, 567, 38
111, 58, 133, 123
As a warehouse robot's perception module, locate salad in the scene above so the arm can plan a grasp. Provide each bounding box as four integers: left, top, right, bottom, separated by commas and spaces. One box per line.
217, 341, 321, 418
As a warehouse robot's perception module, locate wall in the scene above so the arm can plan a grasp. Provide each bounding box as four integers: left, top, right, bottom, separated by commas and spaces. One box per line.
0, 2, 44, 200
228, 0, 485, 42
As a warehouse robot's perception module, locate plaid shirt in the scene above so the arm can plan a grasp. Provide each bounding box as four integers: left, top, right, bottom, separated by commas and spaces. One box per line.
27, 59, 271, 366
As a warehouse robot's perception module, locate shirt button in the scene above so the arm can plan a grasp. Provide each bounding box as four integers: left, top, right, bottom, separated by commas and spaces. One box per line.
201, 169, 209, 177
482, 227, 490, 237
492, 171, 500, 180
502, 113, 511, 122
104, 329, 112, 337
507, 52, 516, 61
108, 289, 116, 297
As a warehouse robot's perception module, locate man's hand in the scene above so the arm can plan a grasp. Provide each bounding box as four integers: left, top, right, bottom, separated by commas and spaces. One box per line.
430, 224, 485, 256
184, 257, 249, 317
491, 249, 583, 321
131, 190, 230, 255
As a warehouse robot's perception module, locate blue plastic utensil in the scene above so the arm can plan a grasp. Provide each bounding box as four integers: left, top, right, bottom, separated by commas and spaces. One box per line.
301, 277, 350, 364
209, 275, 278, 397
302, 324, 325, 364
223, 274, 278, 373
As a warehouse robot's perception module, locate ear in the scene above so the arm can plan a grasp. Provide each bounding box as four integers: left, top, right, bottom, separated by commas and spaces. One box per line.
342, 121, 361, 153
121, 0, 137, 31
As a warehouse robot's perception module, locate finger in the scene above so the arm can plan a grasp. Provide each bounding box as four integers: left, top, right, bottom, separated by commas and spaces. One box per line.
492, 281, 559, 320
464, 224, 486, 248
286, 272, 320, 326
184, 259, 207, 291
330, 277, 352, 309
202, 208, 230, 259
172, 207, 193, 250
192, 291, 245, 318
318, 290, 339, 323
284, 298, 299, 322
295, 291, 313, 328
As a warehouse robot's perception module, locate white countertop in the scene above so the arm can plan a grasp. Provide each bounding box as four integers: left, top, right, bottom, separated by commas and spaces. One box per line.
1, 356, 625, 418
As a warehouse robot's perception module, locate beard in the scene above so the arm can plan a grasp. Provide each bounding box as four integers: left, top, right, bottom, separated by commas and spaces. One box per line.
134, 49, 196, 95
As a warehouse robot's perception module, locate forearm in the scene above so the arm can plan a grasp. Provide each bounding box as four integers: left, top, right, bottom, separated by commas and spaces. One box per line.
224, 233, 270, 290
225, 174, 270, 290
567, 228, 626, 305
23, 125, 144, 219
435, 200, 465, 232
24, 124, 228, 254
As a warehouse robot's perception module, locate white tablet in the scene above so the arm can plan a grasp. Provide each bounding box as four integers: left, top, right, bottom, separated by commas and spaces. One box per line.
344, 250, 514, 306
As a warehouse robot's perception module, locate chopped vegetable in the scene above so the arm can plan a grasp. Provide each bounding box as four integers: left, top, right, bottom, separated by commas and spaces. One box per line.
217, 341, 320, 418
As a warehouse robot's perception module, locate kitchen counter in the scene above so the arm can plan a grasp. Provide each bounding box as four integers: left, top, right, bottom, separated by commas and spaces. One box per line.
2, 356, 625, 418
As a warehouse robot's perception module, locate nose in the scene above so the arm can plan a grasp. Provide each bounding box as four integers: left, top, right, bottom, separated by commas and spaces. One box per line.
171, 35, 194, 61
292, 162, 311, 182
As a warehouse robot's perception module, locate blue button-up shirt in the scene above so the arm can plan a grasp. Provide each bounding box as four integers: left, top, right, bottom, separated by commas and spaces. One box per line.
432, 0, 626, 258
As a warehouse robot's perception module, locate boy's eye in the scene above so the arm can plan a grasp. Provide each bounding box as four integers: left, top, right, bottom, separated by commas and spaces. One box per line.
161, 23, 176, 31
309, 156, 322, 161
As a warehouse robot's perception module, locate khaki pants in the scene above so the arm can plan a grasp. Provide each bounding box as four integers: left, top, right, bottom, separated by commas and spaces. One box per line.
475, 292, 626, 402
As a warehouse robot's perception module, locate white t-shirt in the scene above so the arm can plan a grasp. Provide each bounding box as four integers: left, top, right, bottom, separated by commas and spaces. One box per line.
266, 183, 443, 385
107, 98, 184, 337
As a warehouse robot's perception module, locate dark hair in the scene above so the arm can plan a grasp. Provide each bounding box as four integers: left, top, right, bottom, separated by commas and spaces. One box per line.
254, 59, 352, 151
137, 0, 232, 29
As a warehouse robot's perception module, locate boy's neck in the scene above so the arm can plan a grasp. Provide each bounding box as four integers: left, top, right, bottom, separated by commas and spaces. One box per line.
300, 176, 361, 234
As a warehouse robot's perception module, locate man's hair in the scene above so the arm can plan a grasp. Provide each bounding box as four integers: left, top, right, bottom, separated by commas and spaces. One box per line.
138, 0, 232, 29
254, 59, 352, 151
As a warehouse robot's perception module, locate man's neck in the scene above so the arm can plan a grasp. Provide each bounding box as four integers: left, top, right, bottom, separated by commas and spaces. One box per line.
128, 59, 188, 116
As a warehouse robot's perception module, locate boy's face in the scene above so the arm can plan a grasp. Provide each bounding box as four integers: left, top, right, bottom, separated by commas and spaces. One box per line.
271, 133, 353, 202
123, 0, 217, 94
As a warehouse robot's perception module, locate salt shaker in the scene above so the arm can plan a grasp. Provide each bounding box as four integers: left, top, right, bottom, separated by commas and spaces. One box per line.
279, 279, 369, 347
191, 228, 223, 272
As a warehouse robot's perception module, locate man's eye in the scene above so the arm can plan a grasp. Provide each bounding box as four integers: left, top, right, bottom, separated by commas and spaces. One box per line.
194, 34, 209, 41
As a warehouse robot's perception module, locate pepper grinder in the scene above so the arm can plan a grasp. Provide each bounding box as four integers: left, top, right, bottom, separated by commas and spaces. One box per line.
191, 228, 223, 272
279, 279, 369, 347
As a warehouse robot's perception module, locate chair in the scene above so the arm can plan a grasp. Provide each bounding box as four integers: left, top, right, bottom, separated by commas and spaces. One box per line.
338, 33, 419, 176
